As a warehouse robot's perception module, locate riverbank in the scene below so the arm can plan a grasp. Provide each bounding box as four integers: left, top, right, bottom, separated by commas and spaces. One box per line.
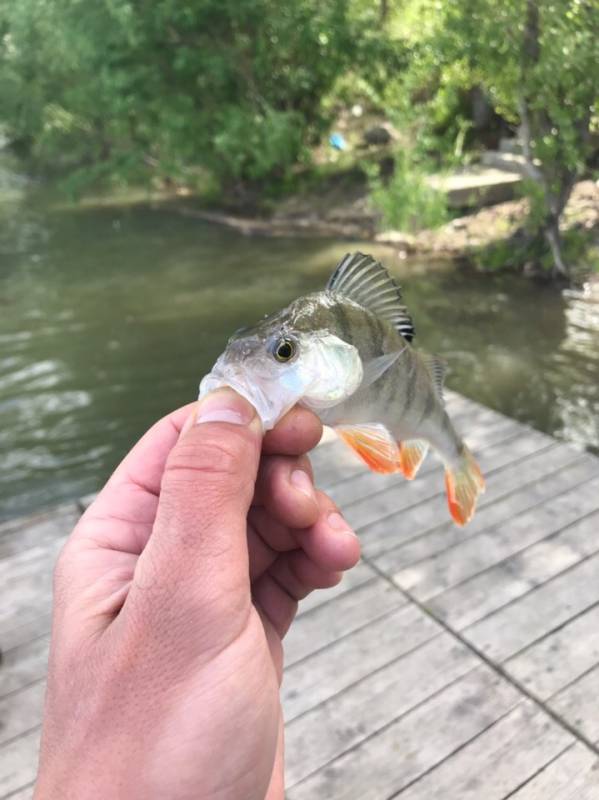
175, 179, 599, 269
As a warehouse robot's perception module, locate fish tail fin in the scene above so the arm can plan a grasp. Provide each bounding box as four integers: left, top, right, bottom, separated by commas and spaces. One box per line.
444, 445, 485, 526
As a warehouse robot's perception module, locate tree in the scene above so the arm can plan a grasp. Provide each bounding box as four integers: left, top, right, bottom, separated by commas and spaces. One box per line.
0, 0, 359, 192
440, 0, 599, 277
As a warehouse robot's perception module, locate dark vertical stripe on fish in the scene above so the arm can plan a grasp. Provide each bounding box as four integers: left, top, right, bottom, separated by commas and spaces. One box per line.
375, 317, 387, 354
402, 355, 418, 416
418, 387, 437, 425
381, 360, 399, 409
388, 351, 410, 418
363, 310, 383, 359
332, 302, 353, 345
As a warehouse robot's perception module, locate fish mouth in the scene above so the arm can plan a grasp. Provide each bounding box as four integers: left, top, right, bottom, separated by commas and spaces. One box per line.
200, 370, 260, 410
199, 363, 292, 431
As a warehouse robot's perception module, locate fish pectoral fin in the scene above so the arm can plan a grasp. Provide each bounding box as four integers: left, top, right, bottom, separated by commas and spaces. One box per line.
399, 439, 429, 480
444, 445, 486, 526
361, 350, 405, 389
335, 423, 401, 474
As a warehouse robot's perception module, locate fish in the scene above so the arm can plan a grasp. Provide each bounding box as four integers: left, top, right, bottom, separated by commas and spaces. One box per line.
199, 252, 485, 525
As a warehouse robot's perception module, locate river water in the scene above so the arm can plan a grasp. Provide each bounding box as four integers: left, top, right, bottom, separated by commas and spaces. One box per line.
1, 157, 598, 520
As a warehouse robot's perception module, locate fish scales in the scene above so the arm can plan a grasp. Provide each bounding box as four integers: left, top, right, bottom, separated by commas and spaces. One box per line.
199, 252, 485, 525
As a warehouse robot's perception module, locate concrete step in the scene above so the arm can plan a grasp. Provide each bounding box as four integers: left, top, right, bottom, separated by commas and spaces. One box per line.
427, 168, 522, 209
481, 151, 530, 176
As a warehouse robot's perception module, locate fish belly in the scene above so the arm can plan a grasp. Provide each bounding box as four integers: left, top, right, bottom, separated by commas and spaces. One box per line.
382, 359, 464, 468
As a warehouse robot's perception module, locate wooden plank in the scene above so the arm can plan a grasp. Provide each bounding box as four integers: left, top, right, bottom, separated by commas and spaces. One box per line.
285, 633, 477, 787
77, 493, 97, 512
297, 561, 376, 616
283, 604, 441, 722
371, 442, 585, 569
508, 742, 599, 800
310, 439, 367, 488
344, 426, 562, 540
0, 728, 40, 798
2, 783, 35, 800
345, 428, 568, 556
326, 410, 519, 509
0, 517, 25, 537
1, 635, 50, 697
463, 550, 599, 663
0, 503, 75, 537
309, 397, 480, 491
286, 666, 520, 800
283, 578, 406, 667
395, 701, 572, 800
548, 666, 599, 744
0, 682, 46, 747
504, 593, 599, 700
0, 507, 78, 561
393, 469, 599, 602
429, 510, 599, 630
0, 616, 52, 655
0, 537, 66, 639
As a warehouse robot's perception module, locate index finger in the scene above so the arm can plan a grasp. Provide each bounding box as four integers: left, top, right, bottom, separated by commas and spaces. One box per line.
105, 403, 196, 496
97, 401, 321, 511
262, 406, 323, 456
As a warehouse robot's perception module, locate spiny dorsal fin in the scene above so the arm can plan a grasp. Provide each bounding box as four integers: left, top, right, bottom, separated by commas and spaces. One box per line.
327, 252, 415, 343
422, 354, 447, 401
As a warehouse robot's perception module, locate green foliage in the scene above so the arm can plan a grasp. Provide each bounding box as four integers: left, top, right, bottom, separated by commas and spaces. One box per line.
0, 0, 361, 190
441, 0, 598, 170
474, 227, 599, 278
380, 0, 598, 274
368, 150, 448, 232
0, 0, 597, 270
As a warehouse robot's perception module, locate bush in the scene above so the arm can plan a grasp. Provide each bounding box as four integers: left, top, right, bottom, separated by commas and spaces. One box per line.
0, 0, 358, 191
368, 150, 448, 232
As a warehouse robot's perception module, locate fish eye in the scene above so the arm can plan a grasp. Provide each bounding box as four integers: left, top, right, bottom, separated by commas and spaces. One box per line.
272, 337, 297, 363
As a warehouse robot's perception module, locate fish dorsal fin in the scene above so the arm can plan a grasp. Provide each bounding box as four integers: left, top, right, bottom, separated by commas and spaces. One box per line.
327, 252, 415, 343
335, 423, 401, 474
422, 354, 447, 402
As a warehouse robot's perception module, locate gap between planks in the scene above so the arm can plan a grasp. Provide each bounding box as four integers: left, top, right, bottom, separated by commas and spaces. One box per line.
361, 550, 599, 762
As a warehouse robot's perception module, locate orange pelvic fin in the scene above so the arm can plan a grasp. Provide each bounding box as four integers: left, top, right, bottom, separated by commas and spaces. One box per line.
399, 439, 429, 480
335, 423, 401, 474
444, 446, 486, 526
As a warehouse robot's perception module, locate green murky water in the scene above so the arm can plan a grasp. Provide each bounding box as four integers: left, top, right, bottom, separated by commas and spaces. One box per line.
1, 156, 598, 520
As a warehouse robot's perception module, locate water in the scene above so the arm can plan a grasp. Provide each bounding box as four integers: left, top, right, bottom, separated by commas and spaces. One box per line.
1, 158, 598, 520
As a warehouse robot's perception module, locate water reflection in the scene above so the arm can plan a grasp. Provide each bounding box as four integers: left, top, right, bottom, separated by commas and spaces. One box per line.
1, 156, 598, 519
554, 287, 599, 449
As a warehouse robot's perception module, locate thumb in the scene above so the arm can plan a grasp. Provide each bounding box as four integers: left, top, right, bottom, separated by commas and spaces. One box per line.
129, 388, 263, 620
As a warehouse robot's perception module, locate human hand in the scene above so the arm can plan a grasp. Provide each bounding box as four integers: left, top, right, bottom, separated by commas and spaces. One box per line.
34, 390, 360, 800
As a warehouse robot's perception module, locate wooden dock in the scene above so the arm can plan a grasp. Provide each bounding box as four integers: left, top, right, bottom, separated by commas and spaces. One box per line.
2, 390, 599, 798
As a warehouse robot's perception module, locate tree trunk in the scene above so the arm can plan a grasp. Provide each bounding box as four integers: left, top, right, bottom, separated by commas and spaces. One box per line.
544, 218, 568, 279
380, 0, 389, 25
519, 0, 571, 279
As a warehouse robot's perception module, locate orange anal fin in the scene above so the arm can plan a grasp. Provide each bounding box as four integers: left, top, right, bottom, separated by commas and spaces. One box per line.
335, 424, 401, 474
444, 447, 486, 526
399, 439, 429, 480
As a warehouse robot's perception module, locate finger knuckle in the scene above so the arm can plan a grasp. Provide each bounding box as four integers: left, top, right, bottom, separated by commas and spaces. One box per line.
166, 430, 252, 485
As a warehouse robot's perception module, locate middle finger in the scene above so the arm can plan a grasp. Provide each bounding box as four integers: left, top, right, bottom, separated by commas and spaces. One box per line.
253, 453, 320, 529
